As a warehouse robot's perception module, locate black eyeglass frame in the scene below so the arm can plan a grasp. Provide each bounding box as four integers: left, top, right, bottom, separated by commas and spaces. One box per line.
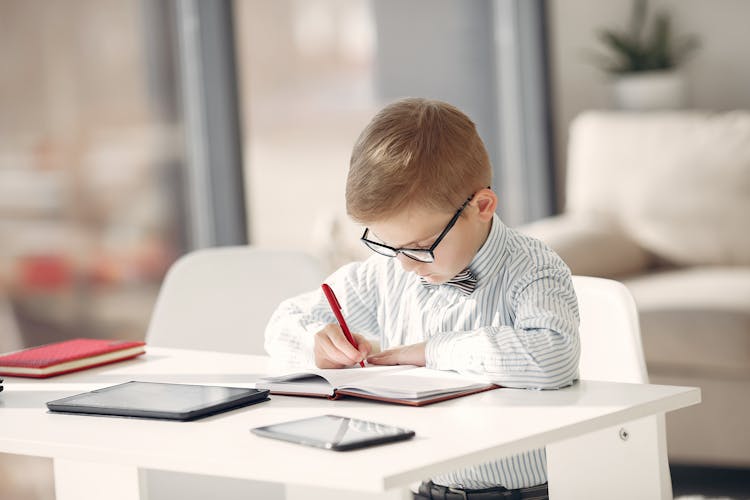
360, 192, 478, 263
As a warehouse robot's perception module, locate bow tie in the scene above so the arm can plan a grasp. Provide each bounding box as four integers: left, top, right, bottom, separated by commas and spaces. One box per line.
420, 268, 478, 296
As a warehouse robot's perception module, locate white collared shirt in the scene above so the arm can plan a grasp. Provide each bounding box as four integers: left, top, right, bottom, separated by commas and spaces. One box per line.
264, 214, 580, 489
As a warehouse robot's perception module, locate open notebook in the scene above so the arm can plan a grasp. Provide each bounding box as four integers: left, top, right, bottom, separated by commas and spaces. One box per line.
255, 365, 499, 406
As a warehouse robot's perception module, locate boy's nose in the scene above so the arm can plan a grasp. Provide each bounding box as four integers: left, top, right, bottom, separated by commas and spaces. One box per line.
396, 253, 420, 272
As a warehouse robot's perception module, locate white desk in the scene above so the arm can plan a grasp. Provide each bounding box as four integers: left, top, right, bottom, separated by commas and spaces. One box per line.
0, 347, 700, 500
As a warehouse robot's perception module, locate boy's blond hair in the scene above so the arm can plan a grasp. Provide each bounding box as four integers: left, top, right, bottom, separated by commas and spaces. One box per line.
346, 98, 492, 223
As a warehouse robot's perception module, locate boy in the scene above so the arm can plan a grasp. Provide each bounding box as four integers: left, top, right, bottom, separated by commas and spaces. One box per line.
265, 98, 580, 499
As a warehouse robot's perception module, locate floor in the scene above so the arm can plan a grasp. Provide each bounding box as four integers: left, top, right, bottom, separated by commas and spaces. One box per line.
672, 465, 750, 500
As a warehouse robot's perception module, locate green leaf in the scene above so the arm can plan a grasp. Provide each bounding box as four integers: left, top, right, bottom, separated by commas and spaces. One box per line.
581, 48, 629, 74
648, 12, 672, 69
598, 30, 646, 70
629, 0, 648, 41
589, 0, 700, 74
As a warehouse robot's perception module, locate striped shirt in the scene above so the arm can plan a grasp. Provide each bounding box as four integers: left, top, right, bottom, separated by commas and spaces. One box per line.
264, 213, 580, 489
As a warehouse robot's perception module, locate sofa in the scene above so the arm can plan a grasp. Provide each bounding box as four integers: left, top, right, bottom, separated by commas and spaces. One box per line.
520, 110, 750, 467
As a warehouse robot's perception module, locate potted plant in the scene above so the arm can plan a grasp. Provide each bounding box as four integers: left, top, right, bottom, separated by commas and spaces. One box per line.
590, 0, 700, 110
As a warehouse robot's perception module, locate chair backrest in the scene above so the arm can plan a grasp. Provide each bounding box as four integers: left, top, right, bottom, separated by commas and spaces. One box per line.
550, 277, 671, 500
146, 246, 325, 355
572, 275, 649, 384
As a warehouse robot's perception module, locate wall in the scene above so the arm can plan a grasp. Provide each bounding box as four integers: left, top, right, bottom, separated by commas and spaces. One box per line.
234, 0, 509, 268
548, 0, 750, 208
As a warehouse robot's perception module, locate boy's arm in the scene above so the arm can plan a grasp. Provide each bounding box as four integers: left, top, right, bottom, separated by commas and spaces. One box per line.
425, 265, 581, 390
264, 260, 381, 367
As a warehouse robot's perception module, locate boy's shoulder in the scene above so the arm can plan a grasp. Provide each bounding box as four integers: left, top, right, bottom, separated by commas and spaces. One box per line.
504, 225, 568, 268
501, 226, 573, 294
497, 228, 574, 302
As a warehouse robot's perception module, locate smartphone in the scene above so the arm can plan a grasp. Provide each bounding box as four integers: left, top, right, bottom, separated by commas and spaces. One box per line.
251, 414, 415, 451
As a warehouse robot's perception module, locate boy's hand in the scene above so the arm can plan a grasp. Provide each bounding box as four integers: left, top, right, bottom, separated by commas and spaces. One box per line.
366, 342, 426, 367
314, 324, 373, 369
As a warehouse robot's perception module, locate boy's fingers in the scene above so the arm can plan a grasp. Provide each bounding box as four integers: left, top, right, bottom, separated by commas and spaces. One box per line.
316, 330, 355, 365
315, 326, 374, 367
314, 335, 341, 368
367, 356, 390, 365
353, 334, 372, 357
319, 325, 360, 362
314, 355, 346, 369
318, 335, 357, 366
367, 350, 395, 365
327, 329, 364, 362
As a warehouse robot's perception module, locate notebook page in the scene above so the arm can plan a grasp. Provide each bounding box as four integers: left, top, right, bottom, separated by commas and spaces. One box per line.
255, 375, 336, 396
257, 365, 414, 394
338, 367, 491, 399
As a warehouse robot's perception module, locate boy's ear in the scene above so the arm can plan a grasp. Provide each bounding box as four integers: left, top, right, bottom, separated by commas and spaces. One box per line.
473, 188, 497, 222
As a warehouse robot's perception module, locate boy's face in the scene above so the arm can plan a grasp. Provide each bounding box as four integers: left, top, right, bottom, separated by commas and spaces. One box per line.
367, 202, 486, 284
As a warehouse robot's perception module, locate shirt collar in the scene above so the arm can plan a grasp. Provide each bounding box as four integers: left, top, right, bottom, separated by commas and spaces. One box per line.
467, 213, 508, 288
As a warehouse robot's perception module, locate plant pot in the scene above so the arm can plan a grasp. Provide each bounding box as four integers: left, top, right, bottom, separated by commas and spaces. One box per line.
611, 70, 687, 110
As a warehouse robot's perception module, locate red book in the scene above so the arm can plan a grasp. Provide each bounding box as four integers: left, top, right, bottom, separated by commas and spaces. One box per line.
0, 338, 146, 378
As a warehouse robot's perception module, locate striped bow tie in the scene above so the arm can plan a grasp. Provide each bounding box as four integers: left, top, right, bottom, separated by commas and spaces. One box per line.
420, 268, 478, 296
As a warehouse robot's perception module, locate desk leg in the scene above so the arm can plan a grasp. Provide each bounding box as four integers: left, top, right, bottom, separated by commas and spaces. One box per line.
546, 414, 672, 500
54, 459, 145, 500
286, 484, 413, 500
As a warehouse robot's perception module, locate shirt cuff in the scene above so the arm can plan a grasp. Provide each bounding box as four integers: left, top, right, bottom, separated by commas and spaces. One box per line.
425, 332, 459, 370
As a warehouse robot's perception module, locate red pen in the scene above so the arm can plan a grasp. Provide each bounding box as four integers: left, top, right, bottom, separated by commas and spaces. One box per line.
321, 283, 365, 368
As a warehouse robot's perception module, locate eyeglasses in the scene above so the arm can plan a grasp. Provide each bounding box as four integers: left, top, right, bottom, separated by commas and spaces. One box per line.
360, 192, 476, 263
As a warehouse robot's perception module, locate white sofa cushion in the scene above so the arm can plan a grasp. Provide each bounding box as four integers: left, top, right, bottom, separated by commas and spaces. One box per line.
623, 266, 750, 377
519, 214, 651, 278
566, 111, 750, 266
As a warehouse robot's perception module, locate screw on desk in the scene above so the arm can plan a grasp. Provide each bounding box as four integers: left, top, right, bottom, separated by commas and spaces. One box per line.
619, 428, 629, 441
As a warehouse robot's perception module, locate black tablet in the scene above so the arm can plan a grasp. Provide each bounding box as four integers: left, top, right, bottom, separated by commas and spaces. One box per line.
46, 381, 269, 421
251, 414, 415, 451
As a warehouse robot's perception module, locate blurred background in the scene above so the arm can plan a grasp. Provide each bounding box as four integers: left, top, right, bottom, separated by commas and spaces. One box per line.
1, 0, 749, 498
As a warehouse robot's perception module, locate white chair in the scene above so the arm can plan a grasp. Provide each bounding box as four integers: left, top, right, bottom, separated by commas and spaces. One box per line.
144, 246, 325, 500
547, 276, 673, 499
146, 246, 325, 354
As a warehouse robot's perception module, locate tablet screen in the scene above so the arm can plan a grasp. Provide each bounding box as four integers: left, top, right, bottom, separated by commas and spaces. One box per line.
47, 381, 269, 420
251, 414, 415, 451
